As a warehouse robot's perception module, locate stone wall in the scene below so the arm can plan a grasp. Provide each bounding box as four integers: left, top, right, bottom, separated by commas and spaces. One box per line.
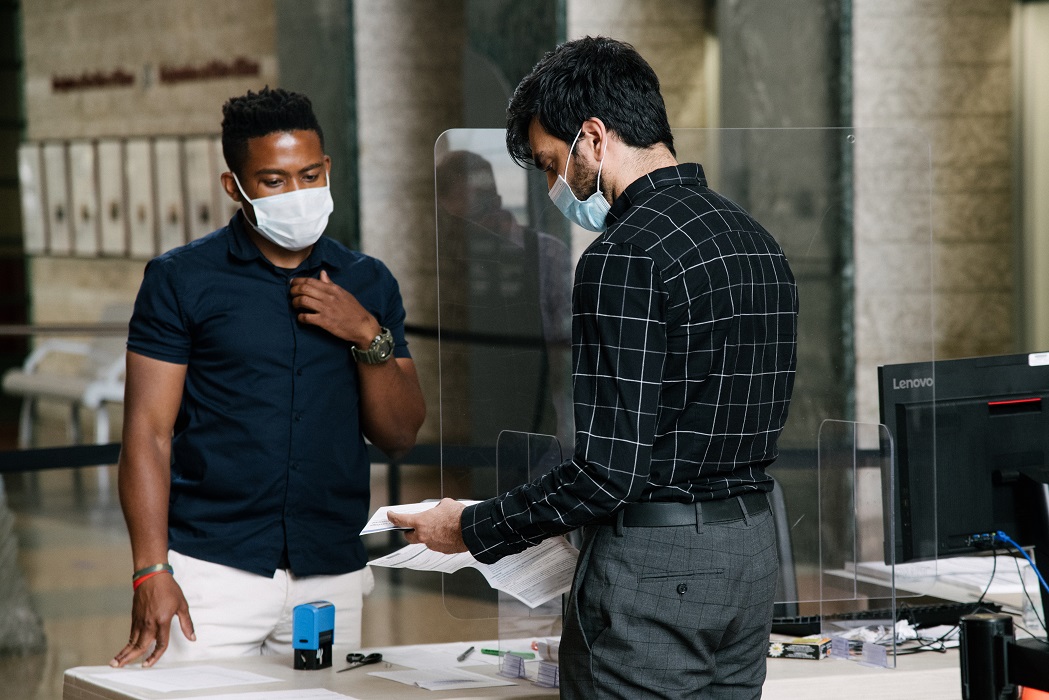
852, 0, 1013, 424
23, 0, 277, 141
566, 1, 710, 262
567, 0, 709, 129
354, 0, 467, 444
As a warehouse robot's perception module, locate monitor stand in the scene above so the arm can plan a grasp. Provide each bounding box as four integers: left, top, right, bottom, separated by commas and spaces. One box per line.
987, 472, 1049, 695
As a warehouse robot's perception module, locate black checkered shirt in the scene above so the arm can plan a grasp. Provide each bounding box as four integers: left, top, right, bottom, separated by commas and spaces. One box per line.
462, 163, 798, 564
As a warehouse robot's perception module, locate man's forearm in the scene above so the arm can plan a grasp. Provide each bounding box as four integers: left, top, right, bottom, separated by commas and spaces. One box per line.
118, 438, 172, 569
358, 358, 425, 458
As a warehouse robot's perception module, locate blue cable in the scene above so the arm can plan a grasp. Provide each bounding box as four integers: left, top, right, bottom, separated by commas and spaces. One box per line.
995, 530, 1049, 595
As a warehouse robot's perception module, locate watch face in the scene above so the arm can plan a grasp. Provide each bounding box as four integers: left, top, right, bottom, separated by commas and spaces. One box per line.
356, 327, 394, 364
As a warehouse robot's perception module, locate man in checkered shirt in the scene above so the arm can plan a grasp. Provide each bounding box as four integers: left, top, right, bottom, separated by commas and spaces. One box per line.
391, 36, 798, 699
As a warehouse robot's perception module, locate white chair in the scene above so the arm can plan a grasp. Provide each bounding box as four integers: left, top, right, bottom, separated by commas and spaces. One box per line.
2, 305, 129, 450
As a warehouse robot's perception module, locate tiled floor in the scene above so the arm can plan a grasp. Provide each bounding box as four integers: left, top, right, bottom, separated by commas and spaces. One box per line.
0, 465, 511, 700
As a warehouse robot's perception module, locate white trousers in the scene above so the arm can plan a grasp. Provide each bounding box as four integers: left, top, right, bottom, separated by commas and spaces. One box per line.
157, 549, 374, 666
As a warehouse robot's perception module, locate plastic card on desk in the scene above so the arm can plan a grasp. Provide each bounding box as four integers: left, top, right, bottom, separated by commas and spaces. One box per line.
498, 653, 527, 679
830, 637, 850, 660
861, 642, 888, 667
534, 661, 559, 688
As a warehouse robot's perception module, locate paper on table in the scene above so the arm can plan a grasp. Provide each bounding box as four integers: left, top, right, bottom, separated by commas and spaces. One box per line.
369, 536, 577, 608
163, 690, 357, 700
85, 665, 279, 693
369, 668, 516, 690
374, 642, 500, 670
851, 556, 1029, 595
360, 501, 480, 535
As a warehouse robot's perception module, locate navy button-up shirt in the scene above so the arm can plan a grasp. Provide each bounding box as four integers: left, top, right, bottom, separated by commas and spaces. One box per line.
127, 215, 411, 576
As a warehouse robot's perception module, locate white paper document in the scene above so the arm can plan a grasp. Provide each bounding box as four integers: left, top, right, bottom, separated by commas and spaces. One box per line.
170, 691, 357, 700
852, 556, 1030, 595
85, 665, 279, 693
369, 536, 578, 608
360, 501, 480, 535
369, 668, 516, 690
372, 641, 500, 670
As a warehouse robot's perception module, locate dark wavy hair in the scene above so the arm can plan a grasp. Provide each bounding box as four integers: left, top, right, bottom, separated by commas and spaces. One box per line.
221, 87, 324, 177
506, 36, 674, 168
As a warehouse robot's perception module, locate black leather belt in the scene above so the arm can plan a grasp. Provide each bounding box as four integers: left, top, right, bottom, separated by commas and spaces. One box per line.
614, 492, 770, 528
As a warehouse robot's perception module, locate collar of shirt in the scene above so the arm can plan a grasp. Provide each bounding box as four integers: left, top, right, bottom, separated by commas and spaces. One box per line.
606, 163, 708, 227
227, 211, 343, 276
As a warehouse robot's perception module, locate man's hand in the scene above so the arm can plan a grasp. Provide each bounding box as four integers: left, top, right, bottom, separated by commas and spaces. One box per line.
387, 498, 469, 554
290, 269, 377, 346
110, 575, 194, 668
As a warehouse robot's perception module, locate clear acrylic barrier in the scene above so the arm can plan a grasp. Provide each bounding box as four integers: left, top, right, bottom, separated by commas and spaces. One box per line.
433, 128, 945, 647
815, 420, 903, 667
493, 431, 565, 648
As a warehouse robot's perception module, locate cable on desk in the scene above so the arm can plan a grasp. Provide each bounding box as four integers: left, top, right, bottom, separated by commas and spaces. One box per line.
985, 529, 1049, 647
894, 550, 999, 656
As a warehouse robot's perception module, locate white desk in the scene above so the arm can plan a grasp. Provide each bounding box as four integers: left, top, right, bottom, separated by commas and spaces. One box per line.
65, 645, 964, 700
765, 651, 961, 699
64, 642, 558, 700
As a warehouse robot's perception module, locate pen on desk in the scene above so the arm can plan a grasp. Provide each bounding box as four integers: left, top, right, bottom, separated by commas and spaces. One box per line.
480, 647, 536, 660
457, 645, 475, 662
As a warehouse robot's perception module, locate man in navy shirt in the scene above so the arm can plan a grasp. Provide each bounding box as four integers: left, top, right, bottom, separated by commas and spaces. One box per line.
111, 88, 425, 668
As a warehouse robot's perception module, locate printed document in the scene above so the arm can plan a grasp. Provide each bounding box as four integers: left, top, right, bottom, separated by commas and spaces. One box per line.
360, 501, 479, 535
369, 535, 577, 608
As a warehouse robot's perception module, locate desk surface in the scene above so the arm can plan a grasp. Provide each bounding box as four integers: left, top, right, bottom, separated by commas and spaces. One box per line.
65, 642, 963, 700
765, 649, 961, 700
64, 642, 557, 700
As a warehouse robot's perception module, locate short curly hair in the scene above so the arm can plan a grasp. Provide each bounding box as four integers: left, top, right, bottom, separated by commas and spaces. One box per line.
221, 87, 324, 177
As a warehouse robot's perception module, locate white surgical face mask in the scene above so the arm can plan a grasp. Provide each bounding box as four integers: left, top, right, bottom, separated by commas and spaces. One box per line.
548, 129, 610, 233
233, 172, 333, 251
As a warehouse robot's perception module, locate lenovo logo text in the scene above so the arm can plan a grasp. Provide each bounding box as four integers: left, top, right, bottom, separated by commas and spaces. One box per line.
893, 377, 933, 390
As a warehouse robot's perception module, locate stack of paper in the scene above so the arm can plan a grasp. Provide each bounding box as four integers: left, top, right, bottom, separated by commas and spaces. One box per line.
359, 502, 479, 535
362, 503, 578, 608
535, 661, 560, 688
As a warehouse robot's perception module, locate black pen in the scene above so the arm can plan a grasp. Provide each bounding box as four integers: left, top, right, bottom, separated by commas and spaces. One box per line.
457, 645, 475, 662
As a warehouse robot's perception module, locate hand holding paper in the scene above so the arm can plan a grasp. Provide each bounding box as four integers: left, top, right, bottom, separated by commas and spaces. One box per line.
360, 502, 441, 535
386, 497, 470, 555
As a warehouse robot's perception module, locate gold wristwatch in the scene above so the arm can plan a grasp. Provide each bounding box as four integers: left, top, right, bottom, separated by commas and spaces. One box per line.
352, 326, 394, 365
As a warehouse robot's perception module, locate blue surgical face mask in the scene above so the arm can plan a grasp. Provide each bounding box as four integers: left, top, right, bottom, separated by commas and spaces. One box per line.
548, 128, 610, 233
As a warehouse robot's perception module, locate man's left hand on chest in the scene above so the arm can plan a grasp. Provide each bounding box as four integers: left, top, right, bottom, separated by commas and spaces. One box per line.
290, 269, 379, 345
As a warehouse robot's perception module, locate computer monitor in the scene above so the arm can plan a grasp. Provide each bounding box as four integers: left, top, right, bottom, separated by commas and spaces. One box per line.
879, 352, 1049, 612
